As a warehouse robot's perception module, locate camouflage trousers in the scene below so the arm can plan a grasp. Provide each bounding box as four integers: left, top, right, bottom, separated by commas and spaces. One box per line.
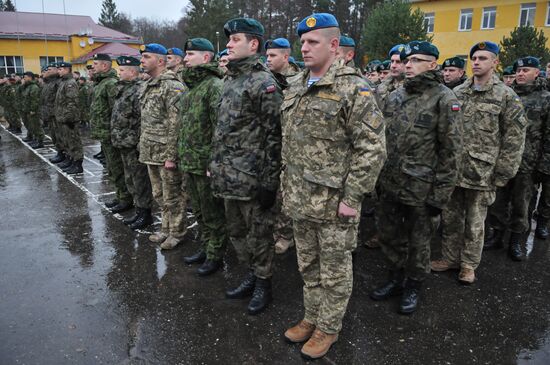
441, 187, 495, 270
225, 198, 275, 279
58, 122, 83, 160
46, 118, 63, 151
378, 200, 436, 281
533, 172, 550, 223
103, 140, 132, 204
5, 109, 21, 129
147, 164, 187, 239
23, 114, 44, 142
294, 218, 357, 334
187, 173, 227, 261
273, 192, 293, 244
118, 147, 153, 209
488, 173, 533, 234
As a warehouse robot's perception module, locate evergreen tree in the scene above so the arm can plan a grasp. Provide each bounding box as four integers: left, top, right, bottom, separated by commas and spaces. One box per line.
4, 0, 16, 11
499, 26, 550, 69
99, 0, 120, 28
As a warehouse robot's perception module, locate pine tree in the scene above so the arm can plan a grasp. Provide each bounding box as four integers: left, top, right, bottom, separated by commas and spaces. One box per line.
4, 0, 16, 11
499, 26, 550, 69
99, 0, 120, 28
0, 1, 5, 11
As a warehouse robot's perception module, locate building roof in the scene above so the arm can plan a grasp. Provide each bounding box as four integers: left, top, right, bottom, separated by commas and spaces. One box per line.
72, 42, 141, 64
0, 11, 140, 43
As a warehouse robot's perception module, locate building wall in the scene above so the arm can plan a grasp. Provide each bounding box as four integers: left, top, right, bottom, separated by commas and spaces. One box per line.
413, 0, 550, 69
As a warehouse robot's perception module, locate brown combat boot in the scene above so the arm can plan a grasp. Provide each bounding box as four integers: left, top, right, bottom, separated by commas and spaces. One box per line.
284, 320, 315, 343
458, 267, 475, 284
149, 232, 168, 244
300, 329, 338, 359
430, 259, 459, 272
160, 235, 184, 250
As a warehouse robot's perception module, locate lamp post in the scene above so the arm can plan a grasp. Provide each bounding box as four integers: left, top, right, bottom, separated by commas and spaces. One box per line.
216, 31, 220, 53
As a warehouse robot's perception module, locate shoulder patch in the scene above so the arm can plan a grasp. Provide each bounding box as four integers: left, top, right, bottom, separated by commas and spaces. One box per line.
265, 84, 276, 94
359, 87, 371, 96
451, 103, 461, 112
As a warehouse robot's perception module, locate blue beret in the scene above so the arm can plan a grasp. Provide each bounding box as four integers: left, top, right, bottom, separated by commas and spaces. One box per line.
116, 56, 140, 66
264, 38, 291, 50
388, 44, 405, 58
167, 48, 184, 57
224, 18, 265, 37
57, 61, 72, 68
297, 13, 339, 37
400, 41, 439, 60
140, 43, 168, 55
339, 35, 355, 48
184, 38, 215, 53
218, 48, 229, 57
93, 53, 111, 62
442, 56, 465, 69
502, 66, 515, 76
513, 56, 540, 71
469, 41, 499, 58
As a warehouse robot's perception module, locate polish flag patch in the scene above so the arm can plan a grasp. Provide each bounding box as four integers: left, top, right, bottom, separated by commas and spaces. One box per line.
451, 103, 461, 112
265, 84, 276, 93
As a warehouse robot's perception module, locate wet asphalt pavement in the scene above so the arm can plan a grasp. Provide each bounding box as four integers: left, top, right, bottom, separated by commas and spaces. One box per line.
0, 125, 549, 365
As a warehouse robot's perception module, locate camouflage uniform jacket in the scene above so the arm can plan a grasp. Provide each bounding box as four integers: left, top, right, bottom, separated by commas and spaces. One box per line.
21, 80, 40, 116
139, 69, 186, 165
378, 70, 463, 209
454, 74, 527, 190
78, 82, 93, 121
210, 55, 283, 201
54, 73, 79, 124
281, 59, 387, 223
178, 63, 223, 175
4, 83, 17, 113
281, 62, 301, 78
90, 69, 118, 141
111, 79, 142, 149
40, 75, 59, 121
15, 82, 24, 116
375, 74, 404, 111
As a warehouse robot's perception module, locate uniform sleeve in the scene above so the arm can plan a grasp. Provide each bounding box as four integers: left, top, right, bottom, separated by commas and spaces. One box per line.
426, 92, 463, 209
537, 93, 550, 175
30, 86, 40, 114
208, 78, 223, 130
493, 91, 527, 187
164, 81, 186, 162
342, 83, 387, 206
63, 82, 80, 124
106, 80, 118, 112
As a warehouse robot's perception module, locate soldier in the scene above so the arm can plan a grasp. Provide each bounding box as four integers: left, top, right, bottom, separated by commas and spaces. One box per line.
376, 60, 391, 82
167, 47, 185, 81
431, 41, 526, 283
482, 56, 547, 261
139, 43, 188, 250
90, 53, 133, 214
442, 56, 467, 89
370, 41, 463, 313
3, 76, 22, 134
42, 63, 66, 163
54, 62, 84, 174
179, 38, 227, 275
218, 49, 230, 74
502, 66, 516, 87
281, 13, 386, 359
78, 76, 93, 128
366, 60, 381, 85
374, 44, 405, 111
210, 18, 282, 315
336, 35, 356, 67
21, 72, 44, 148
111, 56, 154, 230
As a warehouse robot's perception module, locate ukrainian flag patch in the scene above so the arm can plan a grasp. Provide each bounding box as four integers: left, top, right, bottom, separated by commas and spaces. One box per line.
359, 87, 371, 96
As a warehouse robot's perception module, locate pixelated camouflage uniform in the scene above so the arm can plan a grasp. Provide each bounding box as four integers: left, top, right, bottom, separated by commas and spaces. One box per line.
21, 79, 44, 142
54, 73, 83, 160
4, 83, 22, 130
41, 74, 60, 148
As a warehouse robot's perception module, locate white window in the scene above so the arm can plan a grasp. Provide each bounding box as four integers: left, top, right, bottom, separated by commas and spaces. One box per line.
39, 56, 64, 69
482, 6, 497, 29
520, 3, 536, 26
459, 9, 473, 31
0, 56, 24, 76
424, 12, 435, 33
546, 1, 550, 26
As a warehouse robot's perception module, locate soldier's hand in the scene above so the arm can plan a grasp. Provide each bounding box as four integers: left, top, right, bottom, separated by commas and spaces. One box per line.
338, 202, 357, 218
164, 160, 176, 170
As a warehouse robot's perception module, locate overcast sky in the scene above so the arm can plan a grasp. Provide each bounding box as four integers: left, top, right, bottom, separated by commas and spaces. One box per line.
16, 0, 189, 22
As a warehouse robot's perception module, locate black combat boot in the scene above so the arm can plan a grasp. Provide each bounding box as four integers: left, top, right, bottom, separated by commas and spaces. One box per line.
104, 200, 119, 208
483, 228, 504, 250
535, 219, 549, 239
183, 249, 206, 264
58, 157, 73, 169
49, 151, 65, 163
13, 128, 22, 134
248, 278, 272, 315
129, 208, 153, 230
508, 232, 523, 261
226, 270, 256, 299
93, 150, 104, 159
197, 259, 222, 276
369, 269, 405, 301
23, 135, 33, 142
123, 209, 140, 225
65, 159, 83, 174
399, 278, 422, 315
111, 201, 133, 214
31, 140, 44, 149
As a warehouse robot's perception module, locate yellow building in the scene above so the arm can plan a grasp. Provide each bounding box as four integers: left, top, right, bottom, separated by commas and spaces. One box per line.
0, 11, 142, 76
411, 0, 550, 68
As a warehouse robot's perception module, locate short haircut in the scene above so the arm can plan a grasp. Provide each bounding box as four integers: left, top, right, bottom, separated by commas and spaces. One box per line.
244, 34, 263, 54
73, 71, 81, 76
320, 27, 341, 42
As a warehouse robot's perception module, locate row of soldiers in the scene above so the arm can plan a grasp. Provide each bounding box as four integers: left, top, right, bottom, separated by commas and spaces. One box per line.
2, 11, 550, 360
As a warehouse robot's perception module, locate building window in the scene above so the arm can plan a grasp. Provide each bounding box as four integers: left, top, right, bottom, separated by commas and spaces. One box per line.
424, 12, 435, 33
0, 56, 24, 76
459, 9, 473, 31
39, 56, 64, 69
482, 6, 497, 29
546, 2, 550, 26
520, 3, 536, 26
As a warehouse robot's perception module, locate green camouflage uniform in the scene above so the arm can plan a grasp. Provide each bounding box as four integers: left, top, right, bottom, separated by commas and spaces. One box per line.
378, 70, 463, 280
15, 82, 25, 132
445, 75, 467, 90
78, 82, 93, 125
111, 78, 153, 210
4, 83, 22, 130
91, 69, 131, 204
535, 77, 550, 225
178, 63, 227, 261
139, 70, 187, 239
282, 59, 386, 334
210, 55, 282, 279
54, 73, 83, 160
441, 74, 527, 270
21, 80, 44, 142
487, 78, 550, 234
41, 74, 60, 148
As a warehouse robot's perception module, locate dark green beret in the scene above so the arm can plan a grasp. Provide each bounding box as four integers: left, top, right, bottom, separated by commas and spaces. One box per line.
513, 56, 540, 71
23, 71, 34, 78
86, 64, 93, 70
401, 41, 439, 60
57, 61, 72, 68
184, 38, 215, 53
47, 62, 58, 68
116, 56, 141, 66
502, 66, 515, 76
376, 60, 391, 72
224, 18, 265, 37
93, 53, 111, 62
442, 56, 465, 69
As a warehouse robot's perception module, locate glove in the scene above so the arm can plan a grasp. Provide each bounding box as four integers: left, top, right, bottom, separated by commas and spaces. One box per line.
426, 204, 442, 217
258, 187, 277, 210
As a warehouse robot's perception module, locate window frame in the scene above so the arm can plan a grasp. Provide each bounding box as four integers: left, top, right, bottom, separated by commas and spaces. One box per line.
459, 8, 473, 31
39, 56, 64, 70
545, 1, 550, 26
0, 56, 24, 76
519, 2, 537, 27
424, 12, 435, 33
481, 6, 497, 30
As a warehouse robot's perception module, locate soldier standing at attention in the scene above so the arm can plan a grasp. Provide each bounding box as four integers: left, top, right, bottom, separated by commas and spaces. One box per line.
210, 18, 283, 315
442, 56, 467, 89
370, 41, 463, 314
167, 48, 185, 81
502, 66, 516, 87
281, 14, 386, 359
374, 44, 405, 111
110, 56, 154, 230
179, 38, 228, 276
218, 49, 230, 74
139, 43, 188, 250
21, 72, 44, 149
432, 42, 526, 283
54, 62, 84, 174
78, 76, 93, 128
43, 64, 64, 163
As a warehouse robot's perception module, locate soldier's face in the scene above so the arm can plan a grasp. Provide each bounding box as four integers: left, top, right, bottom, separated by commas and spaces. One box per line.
227, 33, 258, 60
443, 66, 465, 83
118, 66, 137, 81
219, 56, 229, 72
404, 55, 437, 78
23, 75, 32, 83
367, 71, 379, 83
336, 47, 354, 63
515, 67, 540, 84
300, 29, 338, 71
184, 51, 208, 68
166, 55, 183, 70
471, 50, 498, 77
140, 52, 162, 74
266, 49, 288, 73
503, 75, 516, 86
379, 70, 390, 81
390, 54, 404, 77
57, 67, 71, 76
93, 60, 109, 74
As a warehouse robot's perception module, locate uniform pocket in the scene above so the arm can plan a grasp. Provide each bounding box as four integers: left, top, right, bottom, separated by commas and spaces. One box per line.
301, 168, 344, 219
401, 163, 434, 202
